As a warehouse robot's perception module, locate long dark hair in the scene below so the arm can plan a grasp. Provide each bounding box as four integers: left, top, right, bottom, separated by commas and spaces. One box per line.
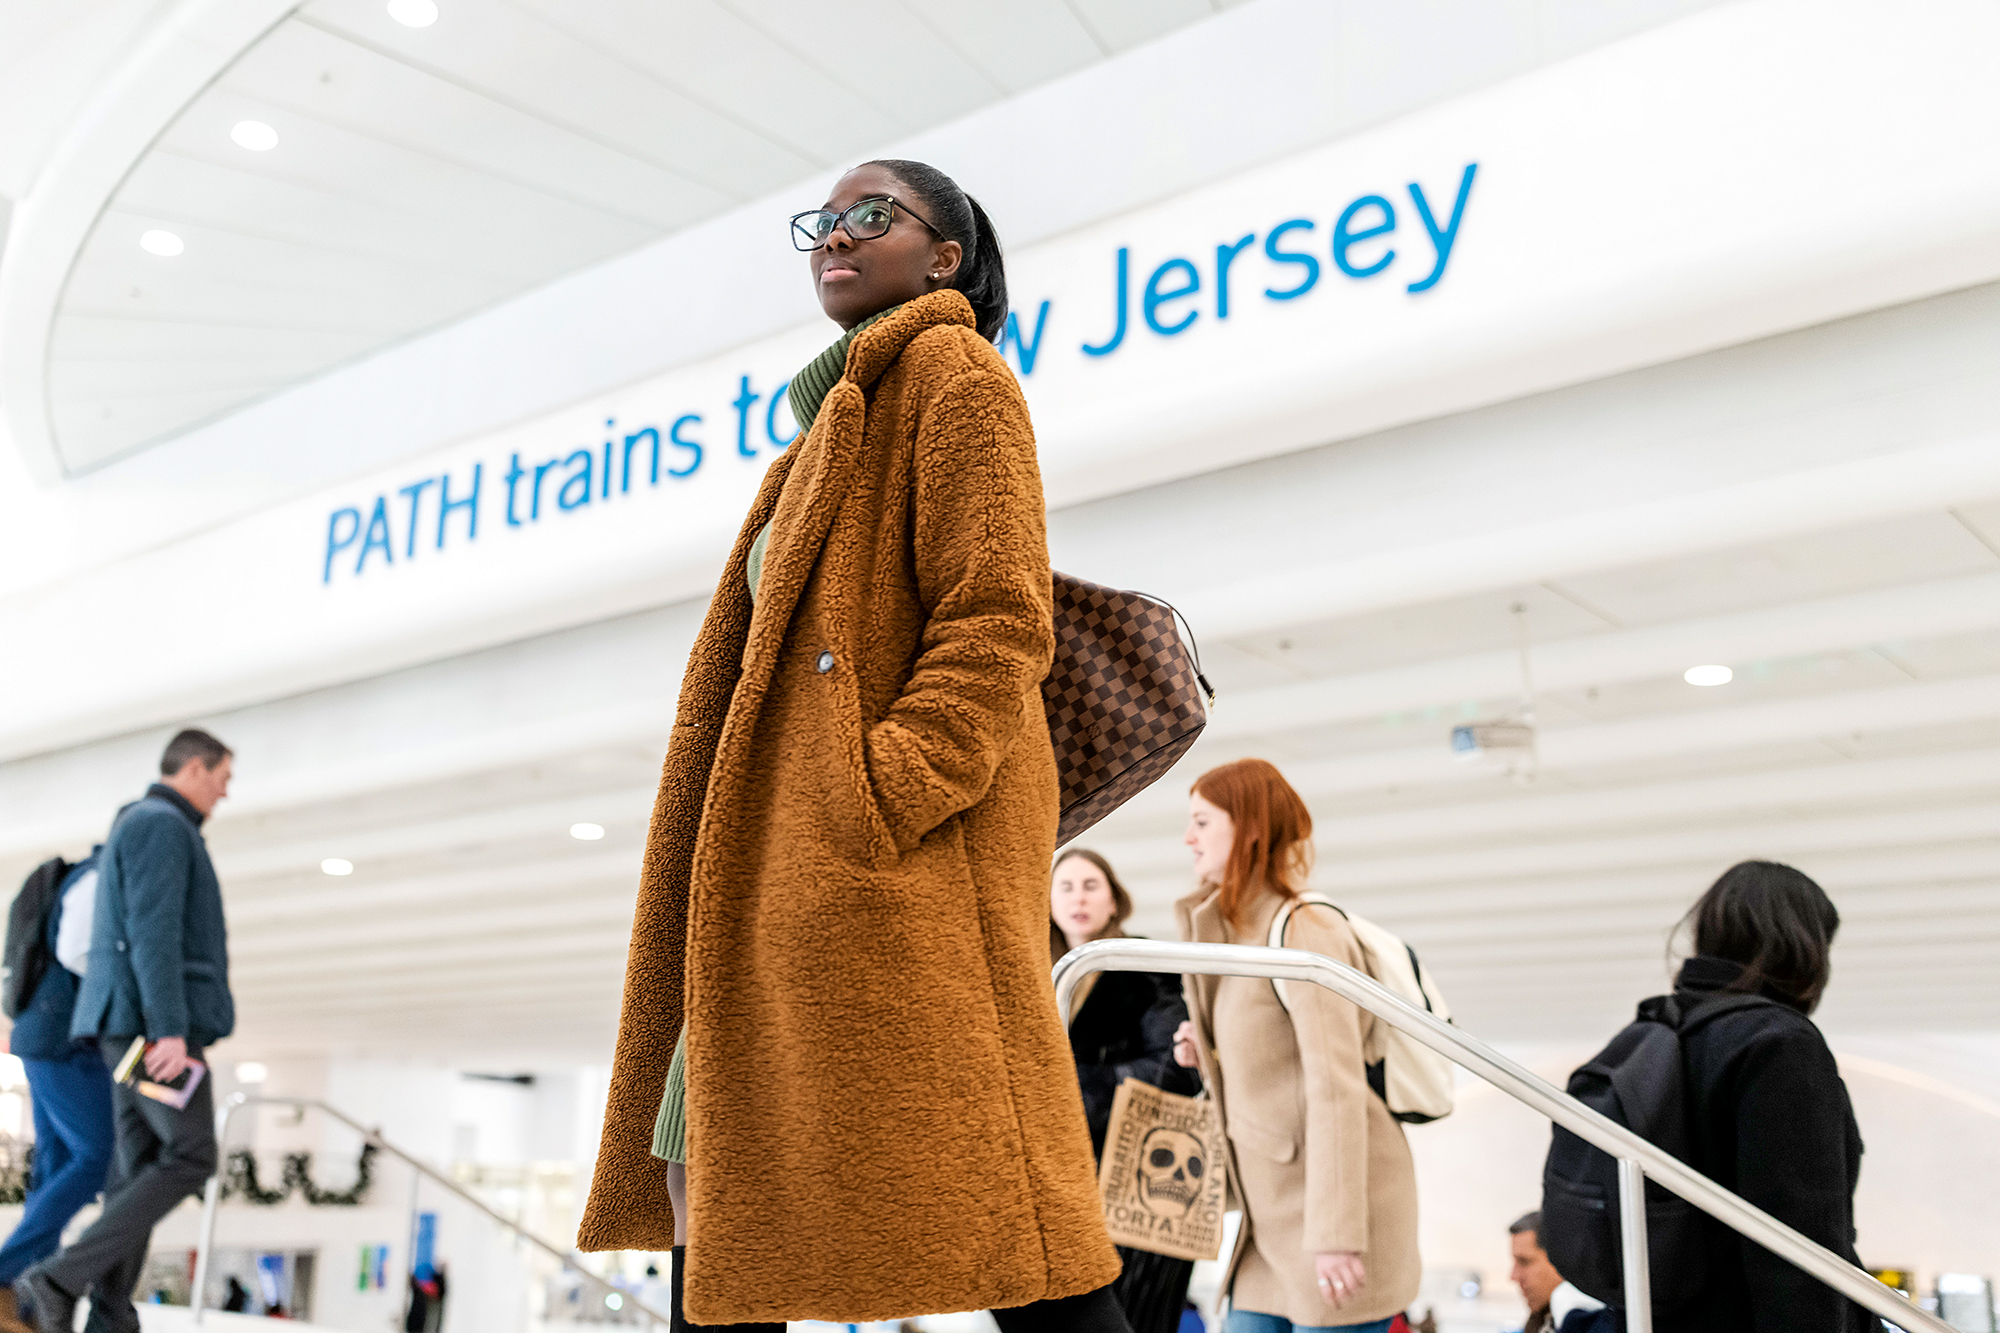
1048, 848, 1134, 961
866, 159, 1008, 344
1679, 860, 1840, 1012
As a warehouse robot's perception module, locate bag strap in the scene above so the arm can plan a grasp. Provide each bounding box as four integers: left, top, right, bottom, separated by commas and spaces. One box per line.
1267, 895, 1349, 1014
1673, 991, 1784, 1037
1125, 589, 1216, 707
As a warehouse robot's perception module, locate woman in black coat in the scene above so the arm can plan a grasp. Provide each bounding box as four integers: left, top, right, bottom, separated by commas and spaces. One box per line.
1661, 860, 1873, 1333
1051, 849, 1203, 1333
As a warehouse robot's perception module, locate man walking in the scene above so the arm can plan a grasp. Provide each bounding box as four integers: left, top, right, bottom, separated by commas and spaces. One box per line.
15, 730, 236, 1333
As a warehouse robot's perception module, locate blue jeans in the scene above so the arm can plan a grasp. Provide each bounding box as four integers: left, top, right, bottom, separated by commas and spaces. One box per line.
0, 1048, 114, 1284
1226, 1312, 1394, 1333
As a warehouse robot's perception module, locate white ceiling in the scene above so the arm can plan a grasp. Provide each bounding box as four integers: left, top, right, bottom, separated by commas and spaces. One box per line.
44, 0, 1232, 472
0, 0, 175, 202
1100, 505, 2000, 1028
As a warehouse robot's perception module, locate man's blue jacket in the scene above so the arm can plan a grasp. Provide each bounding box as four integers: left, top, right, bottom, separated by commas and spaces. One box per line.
70, 784, 234, 1049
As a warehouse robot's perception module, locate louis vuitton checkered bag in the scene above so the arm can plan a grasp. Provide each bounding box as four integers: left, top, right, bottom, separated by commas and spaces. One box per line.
1044, 572, 1215, 846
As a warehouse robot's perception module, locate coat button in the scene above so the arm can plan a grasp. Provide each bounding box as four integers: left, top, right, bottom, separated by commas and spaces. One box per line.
816, 651, 835, 674
116, 941, 128, 952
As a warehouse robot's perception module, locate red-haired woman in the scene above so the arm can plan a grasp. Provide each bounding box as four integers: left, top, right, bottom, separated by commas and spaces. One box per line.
1169, 759, 1419, 1333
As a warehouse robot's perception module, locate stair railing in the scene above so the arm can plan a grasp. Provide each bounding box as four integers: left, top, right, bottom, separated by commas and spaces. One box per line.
191, 1093, 668, 1327
1054, 937, 1946, 1333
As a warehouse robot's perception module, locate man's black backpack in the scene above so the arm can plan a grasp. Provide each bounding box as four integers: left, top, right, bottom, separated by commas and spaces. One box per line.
1541, 990, 1776, 1309
2, 857, 70, 1019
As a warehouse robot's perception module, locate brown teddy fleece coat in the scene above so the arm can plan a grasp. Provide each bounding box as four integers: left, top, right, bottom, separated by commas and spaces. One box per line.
577, 291, 1119, 1322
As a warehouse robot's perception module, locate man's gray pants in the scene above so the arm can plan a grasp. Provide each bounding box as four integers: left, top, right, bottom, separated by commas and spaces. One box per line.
42, 1041, 215, 1331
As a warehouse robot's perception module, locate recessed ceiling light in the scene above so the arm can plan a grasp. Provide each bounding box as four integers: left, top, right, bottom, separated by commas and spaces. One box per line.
387, 0, 438, 27
1684, 664, 1733, 687
570, 823, 605, 841
235, 1061, 269, 1084
139, 229, 184, 257
321, 857, 355, 876
231, 120, 278, 151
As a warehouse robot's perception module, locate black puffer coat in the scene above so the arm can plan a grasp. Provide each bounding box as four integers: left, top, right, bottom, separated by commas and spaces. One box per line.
1066, 967, 1201, 1156
1662, 956, 1872, 1333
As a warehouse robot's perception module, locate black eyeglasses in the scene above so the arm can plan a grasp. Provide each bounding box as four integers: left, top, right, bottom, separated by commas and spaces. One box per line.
790, 196, 940, 252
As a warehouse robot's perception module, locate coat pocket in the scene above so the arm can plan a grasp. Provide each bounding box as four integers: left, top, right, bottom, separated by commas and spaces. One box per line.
182, 960, 232, 1041
1226, 1112, 1297, 1164
814, 649, 899, 870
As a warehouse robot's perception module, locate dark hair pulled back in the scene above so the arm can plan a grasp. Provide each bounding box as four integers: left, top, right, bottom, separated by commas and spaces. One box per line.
1679, 859, 1840, 1012
865, 159, 1009, 344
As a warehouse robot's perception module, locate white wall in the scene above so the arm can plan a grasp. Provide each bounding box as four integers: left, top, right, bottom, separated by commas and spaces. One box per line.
11, 0, 2000, 760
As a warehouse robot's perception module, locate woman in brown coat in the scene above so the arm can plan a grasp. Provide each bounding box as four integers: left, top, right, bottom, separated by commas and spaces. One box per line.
1170, 759, 1420, 1333
576, 160, 1127, 1331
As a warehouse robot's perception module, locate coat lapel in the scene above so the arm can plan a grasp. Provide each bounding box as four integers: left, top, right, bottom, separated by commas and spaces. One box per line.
748, 288, 977, 657
1176, 883, 1275, 1290
1175, 885, 1226, 1024
707, 291, 979, 780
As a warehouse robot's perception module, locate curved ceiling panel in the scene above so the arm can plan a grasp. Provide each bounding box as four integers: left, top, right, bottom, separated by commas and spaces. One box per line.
32, 0, 1225, 475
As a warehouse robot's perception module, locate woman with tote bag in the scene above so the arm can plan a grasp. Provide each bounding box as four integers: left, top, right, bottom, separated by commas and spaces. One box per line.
1171, 759, 1421, 1333
1053, 848, 1203, 1333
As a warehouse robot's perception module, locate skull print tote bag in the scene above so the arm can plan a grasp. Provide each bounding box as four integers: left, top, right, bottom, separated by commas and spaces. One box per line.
1096, 1077, 1228, 1261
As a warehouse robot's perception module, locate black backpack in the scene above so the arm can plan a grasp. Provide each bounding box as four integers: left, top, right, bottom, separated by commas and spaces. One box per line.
1541, 991, 1776, 1310
2, 857, 70, 1019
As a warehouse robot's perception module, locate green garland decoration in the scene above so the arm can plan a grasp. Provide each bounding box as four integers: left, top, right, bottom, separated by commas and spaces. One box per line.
221, 1143, 376, 1206
0, 1142, 375, 1208
292, 1142, 376, 1206
221, 1148, 289, 1204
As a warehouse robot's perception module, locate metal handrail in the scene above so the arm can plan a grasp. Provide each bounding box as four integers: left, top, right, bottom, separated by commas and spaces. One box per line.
1054, 938, 1945, 1333
191, 1094, 669, 1328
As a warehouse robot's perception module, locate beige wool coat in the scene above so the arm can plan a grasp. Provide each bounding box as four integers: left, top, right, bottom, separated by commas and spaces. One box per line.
1177, 884, 1421, 1326
577, 291, 1118, 1323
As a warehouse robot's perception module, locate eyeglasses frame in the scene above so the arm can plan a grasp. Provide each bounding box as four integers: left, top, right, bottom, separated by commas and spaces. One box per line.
790, 195, 943, 252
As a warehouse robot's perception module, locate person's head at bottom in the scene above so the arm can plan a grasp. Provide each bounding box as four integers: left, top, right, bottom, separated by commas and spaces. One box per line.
1509, 1211, 1565, 1320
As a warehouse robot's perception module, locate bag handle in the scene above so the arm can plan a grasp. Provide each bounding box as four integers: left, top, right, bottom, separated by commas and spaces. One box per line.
1126, 590, 1217, 707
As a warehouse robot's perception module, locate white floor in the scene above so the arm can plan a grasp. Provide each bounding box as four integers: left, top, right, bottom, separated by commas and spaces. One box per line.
135, 1309, 343, 1332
